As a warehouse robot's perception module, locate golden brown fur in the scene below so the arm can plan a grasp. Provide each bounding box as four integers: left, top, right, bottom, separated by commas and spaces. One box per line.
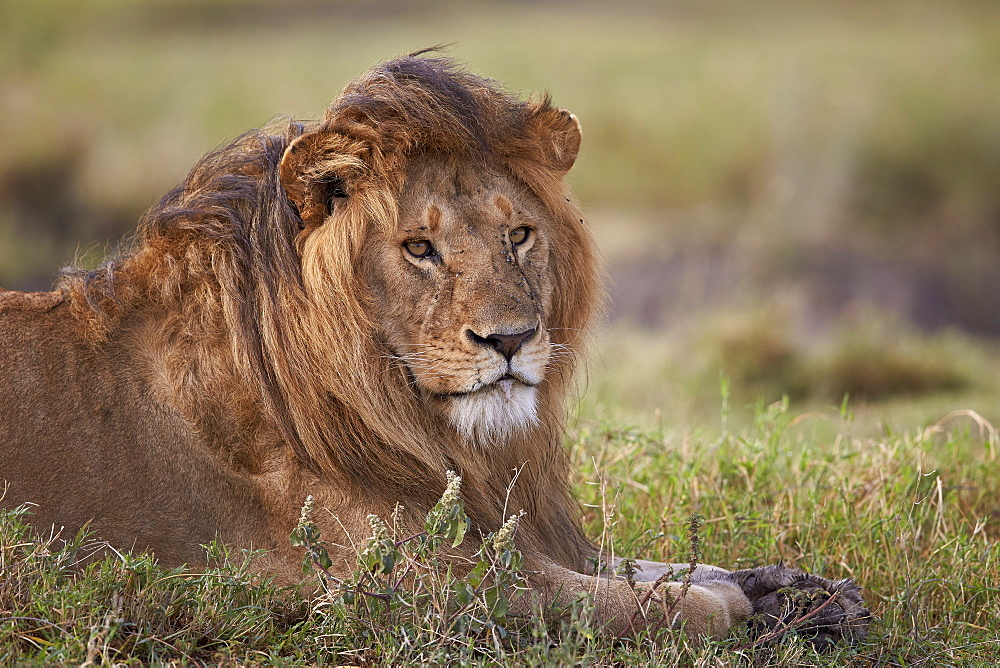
0, 55, 867, 641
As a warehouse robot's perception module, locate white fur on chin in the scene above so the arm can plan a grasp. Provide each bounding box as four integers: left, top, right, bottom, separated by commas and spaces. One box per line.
446, 382, 538, 447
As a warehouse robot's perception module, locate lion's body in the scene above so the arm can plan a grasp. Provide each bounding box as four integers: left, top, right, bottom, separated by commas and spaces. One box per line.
0, 292, 295, 568
0, 56, 868, 642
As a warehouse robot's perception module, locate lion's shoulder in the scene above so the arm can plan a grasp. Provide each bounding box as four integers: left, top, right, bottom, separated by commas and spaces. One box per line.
0, 289, 67, 314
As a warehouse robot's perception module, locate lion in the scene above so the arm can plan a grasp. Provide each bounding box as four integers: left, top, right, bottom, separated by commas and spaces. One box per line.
0, 54, 868, 645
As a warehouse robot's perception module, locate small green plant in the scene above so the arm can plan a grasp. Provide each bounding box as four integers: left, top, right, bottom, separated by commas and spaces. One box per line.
618, 513, 705, 640
288, 471, 535, 662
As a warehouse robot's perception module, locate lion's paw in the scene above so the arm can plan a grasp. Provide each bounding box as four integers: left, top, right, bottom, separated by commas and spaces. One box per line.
729, 565, 870, 650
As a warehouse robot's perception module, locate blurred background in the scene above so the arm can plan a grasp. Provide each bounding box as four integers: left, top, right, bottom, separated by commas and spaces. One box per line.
2, 0, 999, 430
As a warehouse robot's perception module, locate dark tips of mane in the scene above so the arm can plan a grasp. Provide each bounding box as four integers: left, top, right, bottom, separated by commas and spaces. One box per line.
332, 53, 526, 159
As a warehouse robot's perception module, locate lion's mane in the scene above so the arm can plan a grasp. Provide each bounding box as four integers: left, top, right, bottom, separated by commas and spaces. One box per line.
59, 55, 602, 564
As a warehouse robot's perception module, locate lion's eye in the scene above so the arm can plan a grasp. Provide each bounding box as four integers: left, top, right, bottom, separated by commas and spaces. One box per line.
509, 226, 531, 246
404, 239, 435, 258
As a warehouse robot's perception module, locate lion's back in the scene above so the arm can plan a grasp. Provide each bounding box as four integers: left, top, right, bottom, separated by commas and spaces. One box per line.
0, 290, 82, 420
0, 289, 67, 314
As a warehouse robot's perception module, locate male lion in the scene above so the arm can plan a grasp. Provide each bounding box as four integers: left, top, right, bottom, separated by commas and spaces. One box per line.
0, 55, 867, 645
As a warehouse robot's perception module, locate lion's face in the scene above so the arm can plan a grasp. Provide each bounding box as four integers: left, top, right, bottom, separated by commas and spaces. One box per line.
362, 155, 555, 446
280, 73, 587, 455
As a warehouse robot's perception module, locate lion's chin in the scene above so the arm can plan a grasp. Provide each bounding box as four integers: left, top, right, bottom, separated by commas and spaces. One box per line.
444, 381, 538, 447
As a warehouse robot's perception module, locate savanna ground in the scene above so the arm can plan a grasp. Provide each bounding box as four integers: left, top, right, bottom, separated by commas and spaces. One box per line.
2, 0, 999, 664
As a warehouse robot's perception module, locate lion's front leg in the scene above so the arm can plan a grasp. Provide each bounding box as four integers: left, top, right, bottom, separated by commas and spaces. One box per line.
607, 556, 732, 583
528, 558, 752, 639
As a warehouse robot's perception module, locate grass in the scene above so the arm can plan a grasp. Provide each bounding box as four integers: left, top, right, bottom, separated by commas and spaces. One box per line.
583, 311, 1000, 438
3, 391, 998, 665
579, 417, 999, 665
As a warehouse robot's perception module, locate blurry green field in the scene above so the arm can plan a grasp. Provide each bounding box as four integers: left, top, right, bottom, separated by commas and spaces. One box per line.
3, 0, 1000, 305
3, 0, 999, 398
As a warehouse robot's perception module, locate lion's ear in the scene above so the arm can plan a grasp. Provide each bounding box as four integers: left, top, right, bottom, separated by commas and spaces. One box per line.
280, 131, 323, 225
524, 105, 582, 174
279, 130, 359, 229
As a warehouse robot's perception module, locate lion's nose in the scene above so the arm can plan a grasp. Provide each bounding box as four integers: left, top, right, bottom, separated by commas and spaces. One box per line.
467, 327, 537, 361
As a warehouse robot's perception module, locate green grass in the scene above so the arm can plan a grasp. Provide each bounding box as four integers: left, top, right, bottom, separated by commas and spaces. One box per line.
3, 392, 998, 665
583, 312, 1000, 438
